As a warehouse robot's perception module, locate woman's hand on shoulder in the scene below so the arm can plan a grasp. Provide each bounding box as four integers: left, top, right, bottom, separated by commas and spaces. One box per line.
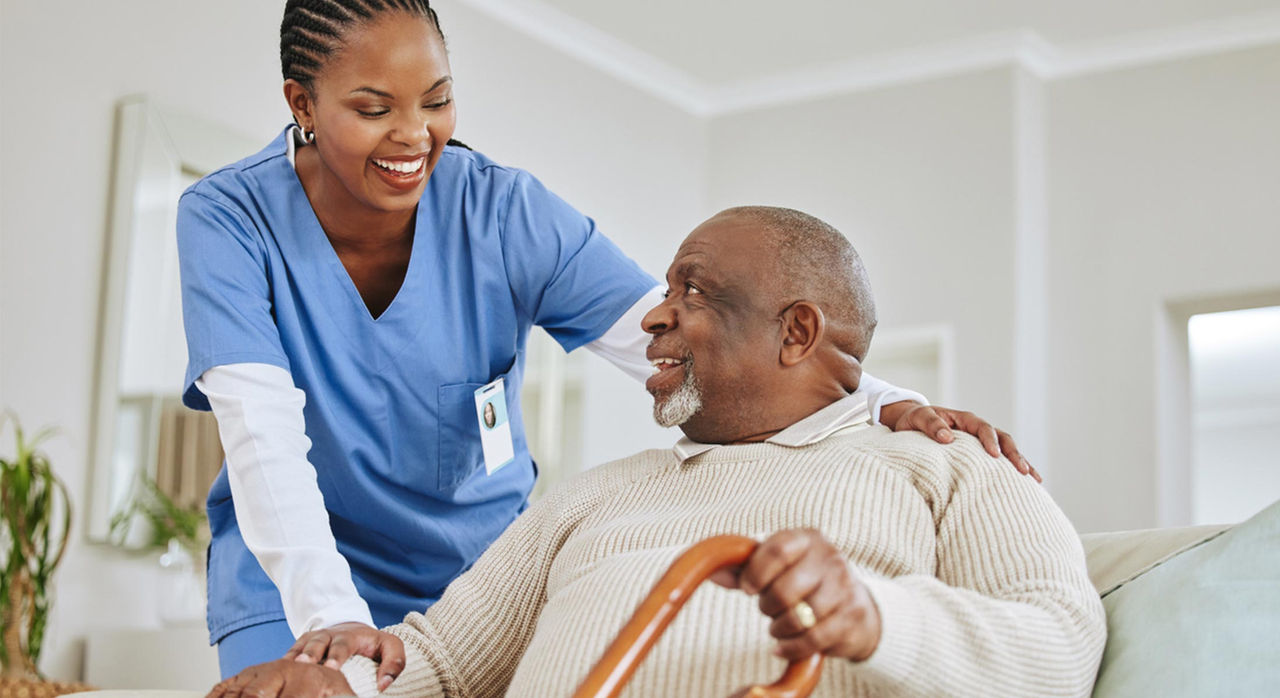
879, 401, 1041, 482
285, 621, 405, 692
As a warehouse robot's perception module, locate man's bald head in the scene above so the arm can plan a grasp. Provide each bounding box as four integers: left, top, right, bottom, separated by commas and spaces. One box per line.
716, 206, 877, 361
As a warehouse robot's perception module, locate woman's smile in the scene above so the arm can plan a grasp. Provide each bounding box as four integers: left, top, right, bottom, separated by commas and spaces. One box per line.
370, 154, 428, 190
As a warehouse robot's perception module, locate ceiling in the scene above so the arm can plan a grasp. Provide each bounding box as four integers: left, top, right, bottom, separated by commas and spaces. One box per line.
532, 0, 1280, 84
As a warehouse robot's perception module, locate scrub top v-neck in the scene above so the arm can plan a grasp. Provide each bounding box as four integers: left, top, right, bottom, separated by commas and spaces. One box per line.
316, 199, 423, 326
177, 127, 654, 642
287, 160, 437, 370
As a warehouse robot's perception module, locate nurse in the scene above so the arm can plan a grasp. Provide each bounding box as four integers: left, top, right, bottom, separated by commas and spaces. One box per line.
178, 0, 1036, 685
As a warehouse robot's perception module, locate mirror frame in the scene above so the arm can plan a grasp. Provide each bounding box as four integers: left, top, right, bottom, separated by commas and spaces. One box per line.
87, 95, 259, 543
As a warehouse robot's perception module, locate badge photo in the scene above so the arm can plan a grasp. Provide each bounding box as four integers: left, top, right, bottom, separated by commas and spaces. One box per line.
474, 378, 515, 474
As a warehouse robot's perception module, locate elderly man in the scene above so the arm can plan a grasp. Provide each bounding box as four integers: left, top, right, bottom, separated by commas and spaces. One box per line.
214, 207, 1105, 697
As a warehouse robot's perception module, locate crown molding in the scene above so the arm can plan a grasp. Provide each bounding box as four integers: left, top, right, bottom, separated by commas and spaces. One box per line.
1035, 9, 1280, 79
712, 30, 1040, 115
452, 0, 1280, 117
451, 0, 714, 115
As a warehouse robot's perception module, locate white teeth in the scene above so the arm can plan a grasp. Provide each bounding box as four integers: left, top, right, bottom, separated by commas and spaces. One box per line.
373, 157, 425, 174
649, 358, 684, 368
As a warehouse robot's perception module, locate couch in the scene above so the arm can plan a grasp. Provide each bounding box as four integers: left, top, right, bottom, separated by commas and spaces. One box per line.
1081, 498, 1280, 696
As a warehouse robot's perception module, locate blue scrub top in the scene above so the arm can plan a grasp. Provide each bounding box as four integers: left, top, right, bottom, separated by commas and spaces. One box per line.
177, 127, 655, 642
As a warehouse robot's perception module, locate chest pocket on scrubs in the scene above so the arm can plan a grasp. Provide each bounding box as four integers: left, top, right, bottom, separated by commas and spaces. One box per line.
437, 368, 513, 492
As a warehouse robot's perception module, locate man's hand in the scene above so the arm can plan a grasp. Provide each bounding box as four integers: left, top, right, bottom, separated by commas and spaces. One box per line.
284, 622, 405, 692
712, 529, 881, 662
879, 401, 1041, 482
207, 658, 353, 698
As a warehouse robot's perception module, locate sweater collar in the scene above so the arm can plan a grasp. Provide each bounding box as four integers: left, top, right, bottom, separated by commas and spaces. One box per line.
672, 391, 871, 463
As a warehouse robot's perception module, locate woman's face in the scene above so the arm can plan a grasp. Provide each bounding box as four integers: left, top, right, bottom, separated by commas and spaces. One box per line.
290, 12, 457, 214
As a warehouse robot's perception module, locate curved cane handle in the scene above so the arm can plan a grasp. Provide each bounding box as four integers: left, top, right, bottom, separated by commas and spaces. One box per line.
571, 534, 824, 698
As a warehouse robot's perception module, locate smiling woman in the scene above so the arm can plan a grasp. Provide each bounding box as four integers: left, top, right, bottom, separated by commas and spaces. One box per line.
179, 0, 663, 678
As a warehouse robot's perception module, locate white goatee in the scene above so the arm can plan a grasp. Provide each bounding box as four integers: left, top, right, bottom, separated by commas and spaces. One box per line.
653, 363, 703, 427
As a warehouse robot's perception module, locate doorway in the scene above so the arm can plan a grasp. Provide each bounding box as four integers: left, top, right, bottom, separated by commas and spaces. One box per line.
1188, 305, 1280, 525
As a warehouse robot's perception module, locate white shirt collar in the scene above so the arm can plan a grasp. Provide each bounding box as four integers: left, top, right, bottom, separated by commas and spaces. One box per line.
286, 124, 307, 168
671, 390, 871, 463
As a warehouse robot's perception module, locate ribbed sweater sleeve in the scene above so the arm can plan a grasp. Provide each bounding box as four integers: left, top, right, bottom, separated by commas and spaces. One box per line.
852, 435, 1106, 696
341, 453, 658, 697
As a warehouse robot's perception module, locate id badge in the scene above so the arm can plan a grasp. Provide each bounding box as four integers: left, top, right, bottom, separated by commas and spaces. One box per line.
474, 378, 515, 475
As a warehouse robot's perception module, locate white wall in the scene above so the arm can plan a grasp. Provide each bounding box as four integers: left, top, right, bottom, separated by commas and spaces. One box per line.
0, 0, 703, 680
1046, 45, 1280, 531
1, 0, 285, 681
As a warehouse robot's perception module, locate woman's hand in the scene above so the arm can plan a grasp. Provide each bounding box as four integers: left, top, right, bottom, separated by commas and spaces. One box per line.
208, 659, 353, 698
879, 401, 1041, 482
712, 529, 881, 662
284, 622, 405, 692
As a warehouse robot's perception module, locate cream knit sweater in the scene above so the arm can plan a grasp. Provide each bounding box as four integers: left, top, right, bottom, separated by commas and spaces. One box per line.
343, 427, 1105, 697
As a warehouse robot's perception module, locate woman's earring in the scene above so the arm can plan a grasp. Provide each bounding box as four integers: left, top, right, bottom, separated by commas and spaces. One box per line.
303, 127, 316, 144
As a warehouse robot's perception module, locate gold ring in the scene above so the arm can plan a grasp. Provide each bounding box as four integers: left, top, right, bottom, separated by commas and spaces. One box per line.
793, 600, 817, 629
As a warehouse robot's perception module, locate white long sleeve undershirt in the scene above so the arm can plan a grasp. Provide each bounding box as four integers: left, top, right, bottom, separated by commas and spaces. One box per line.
197, 364, 376, 636
197, 288, 927, 638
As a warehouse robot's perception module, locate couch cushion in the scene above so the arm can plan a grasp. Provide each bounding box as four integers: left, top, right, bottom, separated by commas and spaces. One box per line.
1081, 524, 1230, 595
1090, 499, 1280, 697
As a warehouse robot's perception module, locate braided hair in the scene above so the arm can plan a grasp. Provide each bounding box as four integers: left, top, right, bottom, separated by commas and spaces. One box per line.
280, 0, 470, 148
281, 0, 443, 88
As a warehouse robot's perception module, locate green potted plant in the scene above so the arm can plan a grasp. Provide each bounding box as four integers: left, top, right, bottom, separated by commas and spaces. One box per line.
110, 474, 210, 627
0, 418, 69, 680
109, 475, 209, 558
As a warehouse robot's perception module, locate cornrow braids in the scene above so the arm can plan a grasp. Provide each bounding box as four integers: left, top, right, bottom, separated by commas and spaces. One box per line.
280, 0, 445, 89
279, 0, 471, 149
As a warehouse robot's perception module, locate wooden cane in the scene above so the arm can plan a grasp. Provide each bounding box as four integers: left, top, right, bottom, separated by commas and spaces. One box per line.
571, 534, 825, 698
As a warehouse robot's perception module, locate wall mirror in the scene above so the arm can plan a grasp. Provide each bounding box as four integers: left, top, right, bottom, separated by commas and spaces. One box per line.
88, 96, 259, 545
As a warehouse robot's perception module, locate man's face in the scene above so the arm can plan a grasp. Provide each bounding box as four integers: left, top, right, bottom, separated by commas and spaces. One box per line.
642, 214, 783, 442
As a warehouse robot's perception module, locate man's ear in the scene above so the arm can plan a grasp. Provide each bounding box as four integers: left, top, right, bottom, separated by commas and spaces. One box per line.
283, 79, 316, 131
779, 301, 825, 367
